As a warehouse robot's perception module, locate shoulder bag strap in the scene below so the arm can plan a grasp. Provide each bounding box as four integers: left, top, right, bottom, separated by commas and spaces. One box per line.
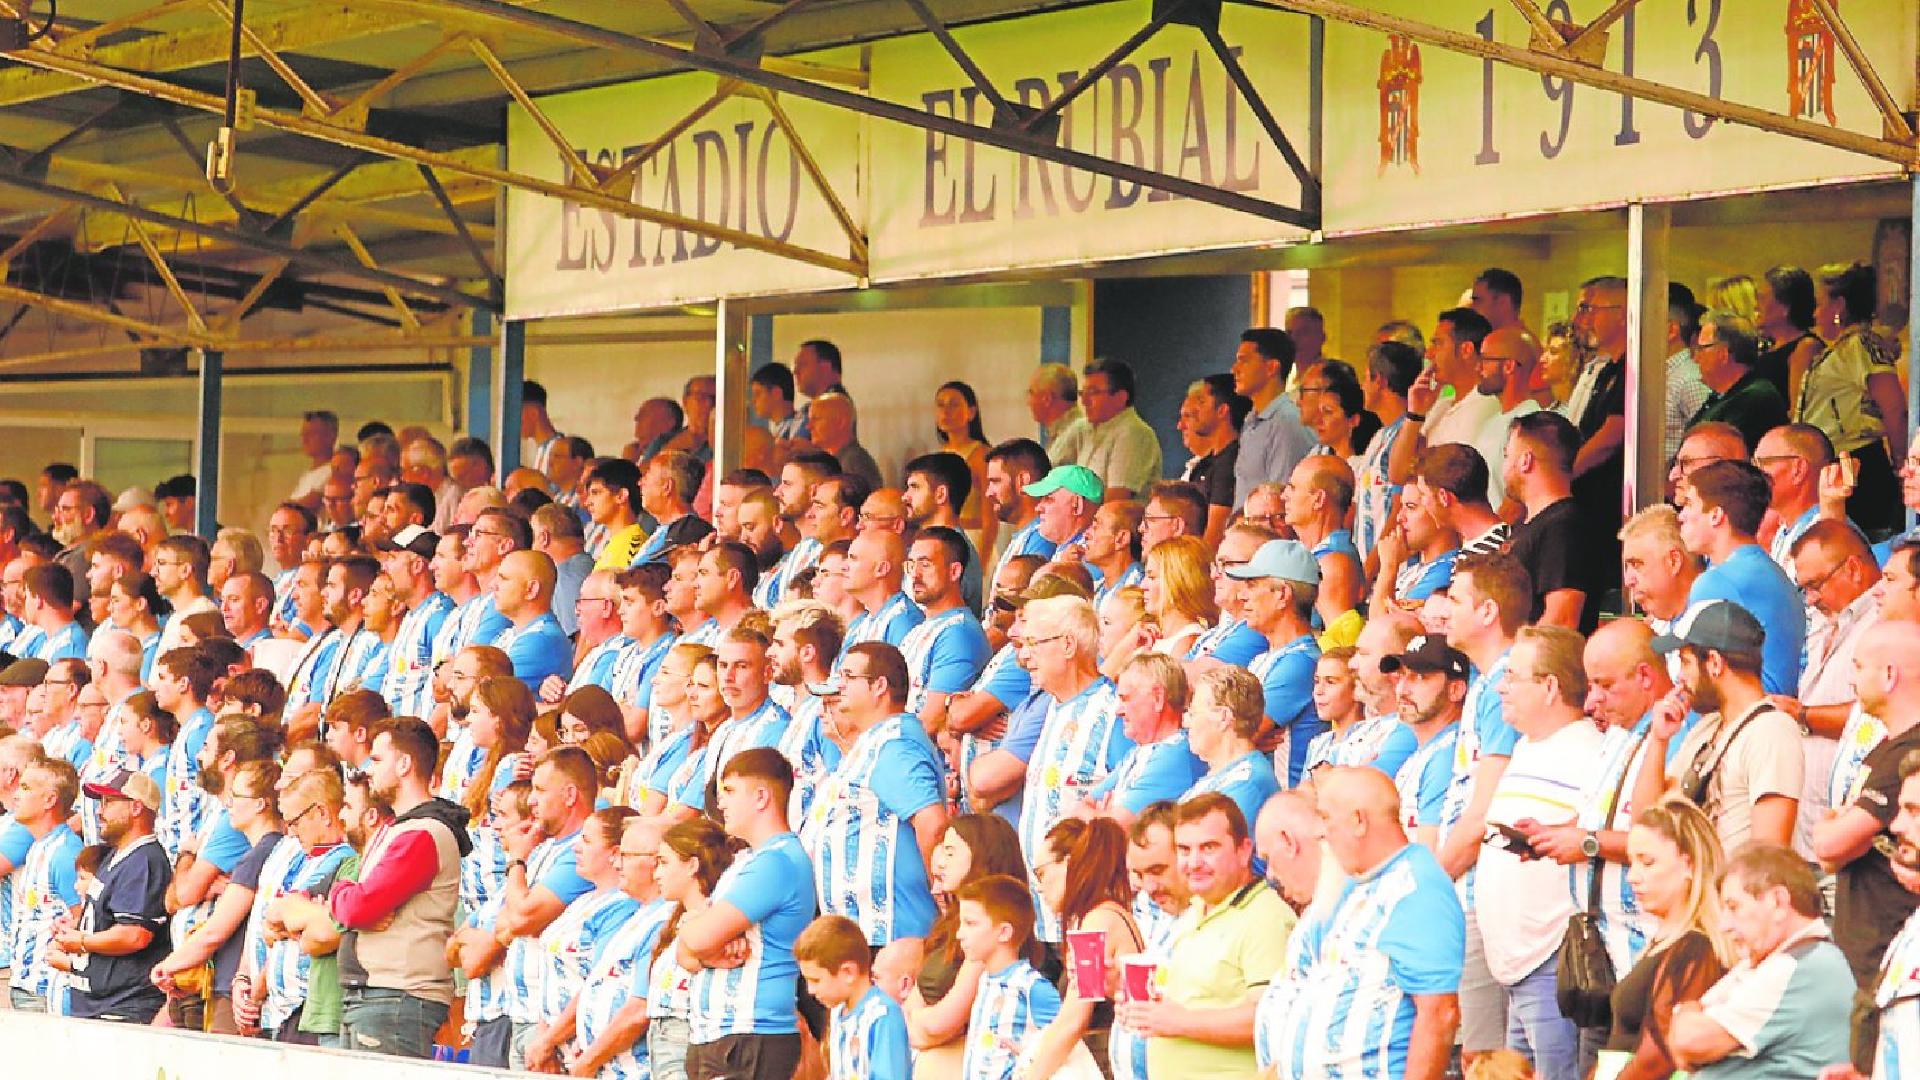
1587, 730, 1648, 914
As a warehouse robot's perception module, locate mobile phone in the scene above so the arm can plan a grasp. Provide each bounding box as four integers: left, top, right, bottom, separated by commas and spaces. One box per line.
1841, 454, 1859, 488
1488, 822, 1538, 859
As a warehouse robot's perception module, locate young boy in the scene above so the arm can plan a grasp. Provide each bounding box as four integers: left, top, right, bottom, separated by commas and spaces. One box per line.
796, 914, 910, 1080
956, 874, 1061, 1080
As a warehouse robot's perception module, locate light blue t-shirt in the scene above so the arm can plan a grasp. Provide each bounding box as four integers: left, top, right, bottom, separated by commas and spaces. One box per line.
689, 832, 817, 1040
1088, 730, 1207, 816
498, 612, 574, 690
830, 983, 911, 1080
1689, 543, 1807, 695
1185, 749, 1282, 833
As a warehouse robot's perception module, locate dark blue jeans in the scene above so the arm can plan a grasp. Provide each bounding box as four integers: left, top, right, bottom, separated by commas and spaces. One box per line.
339, 988, 448, 1059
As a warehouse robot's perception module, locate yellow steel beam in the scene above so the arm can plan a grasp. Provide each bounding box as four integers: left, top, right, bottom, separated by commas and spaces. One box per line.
0, 46, 865, 274
106, 182, 210, 333
592, 81, 736, 198
216, 256, 289, 331
326, 32, 474, 129
207, 0, 338, 117
335, 221, 422, 329
0, 205, 70, 271
57, 0, 207, 52
468, 36, 600, 185
0, 331, 495, 370
1562, 0, 1639, 56
0, 4, 412, 108
0, 280, 220, 347
747, 86, 866, 262
1249, 0, 1917, 167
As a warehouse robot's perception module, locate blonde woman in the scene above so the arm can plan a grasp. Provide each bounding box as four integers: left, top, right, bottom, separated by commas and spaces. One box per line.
1705, 274, 1758, 327
1141, 536, 1218, 659
1602, 797, 1735, 1080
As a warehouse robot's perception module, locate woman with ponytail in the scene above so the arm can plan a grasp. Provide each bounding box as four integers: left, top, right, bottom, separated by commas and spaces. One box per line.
642, 817, 745, 1080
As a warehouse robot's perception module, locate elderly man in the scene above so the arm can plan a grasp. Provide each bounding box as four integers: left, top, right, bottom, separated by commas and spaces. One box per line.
1024, 463, 1102, 565
1028, 362, 1082, 447
1668, 845, 1854, 1078
808, 392, 884, 492
1756, 423, 1835, 573
628, 451, 713, 568
1786, 519, 1884, 842
1047, 360, 1162, 501
1228, 539, 1326, 785
1691, 312, 1789, 450
1015, 595, 1132, 942
1258, 767, 1463, 1080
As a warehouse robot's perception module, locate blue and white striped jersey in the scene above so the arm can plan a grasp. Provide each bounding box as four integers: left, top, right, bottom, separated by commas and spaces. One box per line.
956, 643, 1029, 815
779, 693, 841, 827
645, 914, 695, 1021
574, 898, 672, 1080
1183, 617, 1267, 667
1018, 678, 1133, 942
608, 633, 675, 713
537, 886, 641, 1023
260, 839, 352, 1032
899, 607, 991, 713
158, 707, 216, 861
1393, 722, 1459, 834
990, 518, 1057, 598
1258, 843, 1464, 1080
687, 832, 816, 1042
1248, 634, 1325, 786
1306, 712, 1404, 773
805, 715, 944, 945
7, 822, 80, 998
503, 829, 592, 1024
843, 592, 925, 656
961, 960, 1060, 1080
0, 815, 30, 969
829, 984, 911, 1080
1185, 750, 1282, 839
568, 633, 628, 694
1440, 650, 1519, 908
382, 590, 454, 718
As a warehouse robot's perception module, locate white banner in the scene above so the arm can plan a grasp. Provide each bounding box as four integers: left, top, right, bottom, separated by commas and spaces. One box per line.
1322, 0, 1913, 234
865, 0, 1313, 282
0, 1011, 508, 1080
504, 63, 864, 320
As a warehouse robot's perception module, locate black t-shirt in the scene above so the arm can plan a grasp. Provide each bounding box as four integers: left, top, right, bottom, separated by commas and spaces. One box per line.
212, 831, 285, 991
1186, 442, 1241, 509
1835, 724, 1920, 984
69, 836, 171, 1021
1506, 498, 1600, 632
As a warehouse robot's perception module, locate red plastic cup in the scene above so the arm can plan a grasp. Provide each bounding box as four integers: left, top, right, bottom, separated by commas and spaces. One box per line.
1065, 929, 1108, 1001
1120, 956, 1158, 1003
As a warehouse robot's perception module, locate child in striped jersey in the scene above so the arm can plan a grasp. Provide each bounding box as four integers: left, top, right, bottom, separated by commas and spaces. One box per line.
797, 914, 910, 1080
957, 874, 1060, 1080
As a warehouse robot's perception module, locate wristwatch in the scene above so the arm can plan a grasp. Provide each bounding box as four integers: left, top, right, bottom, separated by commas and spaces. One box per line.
1579, 832, 1601, 859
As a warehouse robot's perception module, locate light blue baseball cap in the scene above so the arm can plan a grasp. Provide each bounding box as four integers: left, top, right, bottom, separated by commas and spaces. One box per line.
1224, 538, 1321, 586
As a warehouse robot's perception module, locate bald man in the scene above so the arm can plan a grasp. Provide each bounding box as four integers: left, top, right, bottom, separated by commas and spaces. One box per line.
808, 393, 884, 492
1788, 520, 1884, 846
1810, 621, 1920, 1062
492, 549, 571, 690
1756, 424, 1834, 572
218, 571, 274, 649
1667, 421, 1748, 497
1281, 455, 1363, 630
1256, 765, 1463, 1080
842, 529, 922, 653
859, 488, 909, 536
1255, 790, 1341, 914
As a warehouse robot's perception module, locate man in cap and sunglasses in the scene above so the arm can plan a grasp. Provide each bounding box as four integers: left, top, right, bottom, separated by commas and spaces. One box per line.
52, 767, 170, 1023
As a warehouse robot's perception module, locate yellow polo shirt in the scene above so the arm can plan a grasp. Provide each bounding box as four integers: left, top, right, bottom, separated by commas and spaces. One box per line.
1145, 879, 1295, 1080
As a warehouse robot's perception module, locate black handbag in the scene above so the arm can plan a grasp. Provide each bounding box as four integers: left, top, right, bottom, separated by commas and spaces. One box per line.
1554, 731, 1644, 1029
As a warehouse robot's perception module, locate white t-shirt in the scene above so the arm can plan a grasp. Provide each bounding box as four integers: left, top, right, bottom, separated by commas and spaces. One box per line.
1424, 390, 1502, 453
1474, 718, 1608, 985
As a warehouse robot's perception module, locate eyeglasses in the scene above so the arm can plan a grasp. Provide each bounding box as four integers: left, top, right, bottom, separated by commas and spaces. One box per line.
1211, 559, 1250, 574
576, 596, 616, 607
285, 802, 323, 826
1672, 454, 1731, 475
1014, 634, 1066, 650
1575, 302, 1624, 314
1297, 384, 1335, 396
834, 670, 881, 685
1751, 454, 1805, 469
1798, 559, 1849, 595
614, 850, 659, 865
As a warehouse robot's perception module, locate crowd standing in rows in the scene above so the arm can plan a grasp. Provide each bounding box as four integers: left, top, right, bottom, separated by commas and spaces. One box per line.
1, 259, 1919, 1080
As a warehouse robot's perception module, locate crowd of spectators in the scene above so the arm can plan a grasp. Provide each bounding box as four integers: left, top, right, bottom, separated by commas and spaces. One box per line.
0, 260, 1917, 1080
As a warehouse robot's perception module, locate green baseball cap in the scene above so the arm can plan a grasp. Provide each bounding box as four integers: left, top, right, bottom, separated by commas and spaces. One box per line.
1022, 464, 1104, 502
